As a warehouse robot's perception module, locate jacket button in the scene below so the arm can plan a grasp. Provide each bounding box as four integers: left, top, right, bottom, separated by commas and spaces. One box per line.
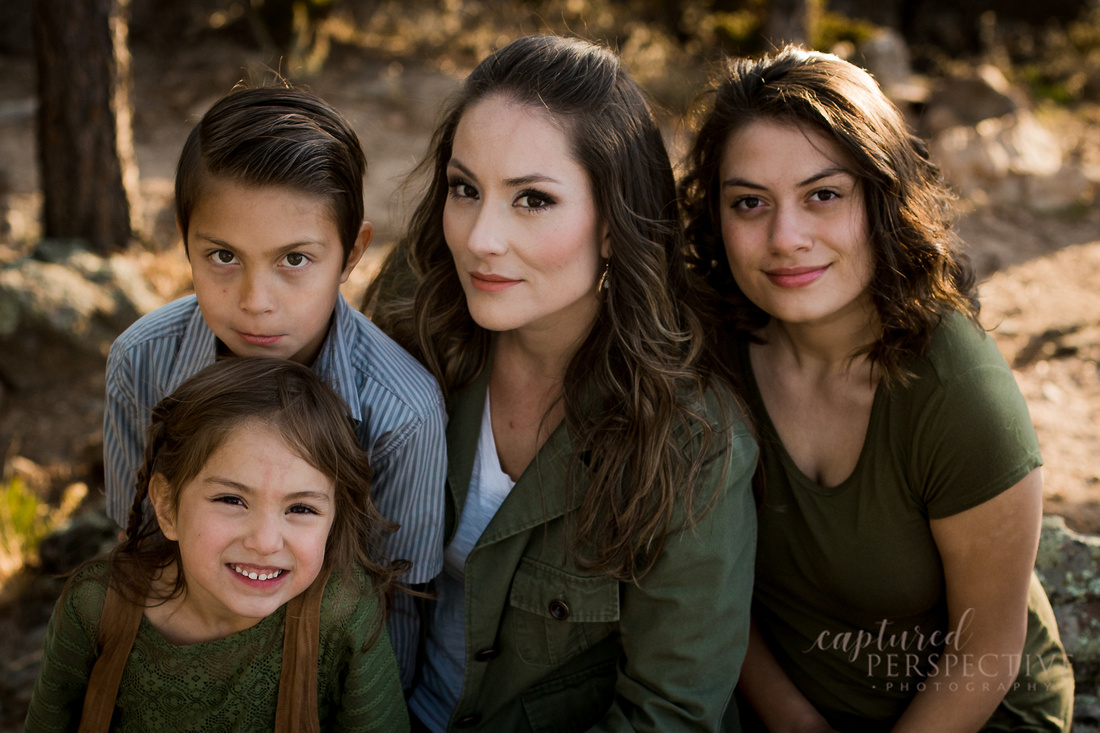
456, 713, 481, 728
474, 648, 499, 662
548, 599, 570, 620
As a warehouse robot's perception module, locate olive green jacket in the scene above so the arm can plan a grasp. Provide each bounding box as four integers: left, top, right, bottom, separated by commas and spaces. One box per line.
436, 370, 758, 732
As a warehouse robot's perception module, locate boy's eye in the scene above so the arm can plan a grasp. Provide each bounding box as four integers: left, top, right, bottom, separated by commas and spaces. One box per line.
283, 252, 308, 268
211, 250, 238, 265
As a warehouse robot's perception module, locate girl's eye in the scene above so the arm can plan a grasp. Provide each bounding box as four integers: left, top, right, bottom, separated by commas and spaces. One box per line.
211, 250, 238, 265
283, 252, 308, 268
214, 495, 245, 507
515, 191, 554, 210
448, 180, 478, 200
287, 504, 320, 516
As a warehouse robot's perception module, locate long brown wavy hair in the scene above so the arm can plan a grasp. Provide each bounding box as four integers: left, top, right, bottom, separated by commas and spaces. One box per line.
108, 357, 407, 629
366, 35, 737, 582
680, 46, 979, 383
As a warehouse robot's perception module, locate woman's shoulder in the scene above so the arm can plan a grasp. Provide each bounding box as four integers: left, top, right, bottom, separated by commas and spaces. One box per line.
915, 310, 1009, 384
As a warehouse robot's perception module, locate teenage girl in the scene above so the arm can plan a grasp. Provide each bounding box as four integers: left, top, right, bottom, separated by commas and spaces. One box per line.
25, 357, 411, 732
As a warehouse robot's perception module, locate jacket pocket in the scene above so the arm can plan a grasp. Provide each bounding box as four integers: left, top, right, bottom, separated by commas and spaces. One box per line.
505, 557, 619, 667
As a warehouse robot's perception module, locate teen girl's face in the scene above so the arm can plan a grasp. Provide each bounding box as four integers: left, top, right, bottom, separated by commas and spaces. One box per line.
186, 178, 369, 366
152, 420, 334, 640
718, 119, 875, 331
443, 96, 608, 342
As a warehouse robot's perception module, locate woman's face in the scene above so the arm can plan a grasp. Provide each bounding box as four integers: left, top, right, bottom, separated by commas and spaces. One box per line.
718, 119, 875, 331
443, 95, 607, 342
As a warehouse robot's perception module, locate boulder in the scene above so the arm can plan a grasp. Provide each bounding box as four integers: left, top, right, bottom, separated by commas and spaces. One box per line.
0, 240, 162, 390
1036, 515, 1100, 681
929, 110, 1091, 212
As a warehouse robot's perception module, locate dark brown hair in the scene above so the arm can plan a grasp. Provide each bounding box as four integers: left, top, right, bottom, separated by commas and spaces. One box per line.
175, 85, 366, 263
367, 35, 737, 581
110, 357, 405, 621
680, 46, 979, 382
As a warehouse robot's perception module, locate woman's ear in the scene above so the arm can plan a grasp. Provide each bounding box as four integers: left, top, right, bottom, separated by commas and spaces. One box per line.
600, 226, 611, 259
148, 474, 179, 541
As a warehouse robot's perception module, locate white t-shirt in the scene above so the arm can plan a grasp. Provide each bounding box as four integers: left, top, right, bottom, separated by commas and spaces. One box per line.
409, 390, 516, 731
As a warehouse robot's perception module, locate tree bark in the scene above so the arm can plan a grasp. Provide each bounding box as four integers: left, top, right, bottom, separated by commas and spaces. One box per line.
33, 0, 140, 253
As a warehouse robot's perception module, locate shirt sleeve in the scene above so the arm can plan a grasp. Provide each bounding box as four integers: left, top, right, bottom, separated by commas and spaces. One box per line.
593, 428, 759, 731
103, 345, 148, 529
321, 576, 411, 732
910, 359, 1042, 520
24, 573, 104, 732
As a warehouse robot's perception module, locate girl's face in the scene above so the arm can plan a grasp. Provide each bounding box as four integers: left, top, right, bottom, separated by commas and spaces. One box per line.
151, 419, 334, 640
718, 119, 875, 331
443, 96, 608, 342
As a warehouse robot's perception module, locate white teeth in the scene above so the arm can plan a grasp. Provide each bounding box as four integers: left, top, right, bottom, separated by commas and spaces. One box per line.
233, 565, 282, 580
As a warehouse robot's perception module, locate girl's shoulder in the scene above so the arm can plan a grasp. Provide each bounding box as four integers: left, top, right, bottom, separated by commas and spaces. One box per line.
319, 564, 380, 629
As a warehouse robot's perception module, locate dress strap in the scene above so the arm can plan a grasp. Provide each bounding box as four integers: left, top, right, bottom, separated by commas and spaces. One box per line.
274, 565, 334, 733
78, 578, 144, 732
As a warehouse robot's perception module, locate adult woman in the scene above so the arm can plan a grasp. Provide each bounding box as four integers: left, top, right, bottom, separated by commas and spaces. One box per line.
366, 35, 757, 732
680, 46, 1072, 732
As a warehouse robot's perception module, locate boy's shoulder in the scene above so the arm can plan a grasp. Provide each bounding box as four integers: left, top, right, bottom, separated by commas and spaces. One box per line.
110, 294, 201, 357
332, 298, 443, 414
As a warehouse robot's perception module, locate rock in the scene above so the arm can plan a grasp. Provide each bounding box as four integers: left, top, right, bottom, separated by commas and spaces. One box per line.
929, 110, 1091, 212
853, 29, 927, 106
0, 240, 163, 390
922, 65, 1024, 136
36, 511, 119, 577
1036, 515, 1100, 679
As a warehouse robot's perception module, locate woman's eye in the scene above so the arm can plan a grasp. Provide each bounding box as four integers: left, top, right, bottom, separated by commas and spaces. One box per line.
733, 195, 763, 211
516, 191, 555, 210
812, 189, 840, 202
211, 250, 238, 265
448, 181, 478, 200
283, 252, 308, 268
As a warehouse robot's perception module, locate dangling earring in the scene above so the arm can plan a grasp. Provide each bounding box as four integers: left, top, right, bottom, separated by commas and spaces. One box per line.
597, 260, 610, 296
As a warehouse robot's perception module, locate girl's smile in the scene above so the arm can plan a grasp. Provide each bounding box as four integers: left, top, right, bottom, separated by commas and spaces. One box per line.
148, 419, 335, 644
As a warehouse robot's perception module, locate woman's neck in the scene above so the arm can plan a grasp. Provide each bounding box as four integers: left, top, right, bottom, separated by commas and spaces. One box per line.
762, 305, 879, 377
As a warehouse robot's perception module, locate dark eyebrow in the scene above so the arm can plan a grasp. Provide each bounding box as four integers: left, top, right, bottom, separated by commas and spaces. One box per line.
722, 166, 854, 190
447, 158, 561, 188
205, 476, 333, 505
193, 236, 328, 254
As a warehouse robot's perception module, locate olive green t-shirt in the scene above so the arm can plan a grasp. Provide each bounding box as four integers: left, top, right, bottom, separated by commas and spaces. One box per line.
25, 562, 410, 732
730, 312, 1072, 731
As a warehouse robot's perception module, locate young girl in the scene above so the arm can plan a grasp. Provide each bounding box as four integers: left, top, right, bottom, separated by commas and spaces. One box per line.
366, 35, 758, 731
25, 357, 411, 732
680, 46, 1073, 731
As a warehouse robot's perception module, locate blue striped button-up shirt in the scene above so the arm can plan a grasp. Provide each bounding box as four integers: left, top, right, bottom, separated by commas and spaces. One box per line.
103, 292, 446, 684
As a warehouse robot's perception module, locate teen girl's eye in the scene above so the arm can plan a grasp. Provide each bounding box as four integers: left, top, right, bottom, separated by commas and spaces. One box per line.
515, 190, 555, 210
731, 195, 764, 211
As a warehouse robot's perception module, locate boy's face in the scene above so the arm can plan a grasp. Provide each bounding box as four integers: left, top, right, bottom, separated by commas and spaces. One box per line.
185, 178, 369, 365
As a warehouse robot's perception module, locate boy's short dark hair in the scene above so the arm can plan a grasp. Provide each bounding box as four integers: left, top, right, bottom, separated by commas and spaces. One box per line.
175, 86, 366, 264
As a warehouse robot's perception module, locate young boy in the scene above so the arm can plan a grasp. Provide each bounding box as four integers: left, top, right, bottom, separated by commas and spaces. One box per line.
103, 87, 445, 686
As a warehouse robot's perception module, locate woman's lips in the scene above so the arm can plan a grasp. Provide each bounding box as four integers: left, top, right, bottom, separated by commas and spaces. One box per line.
470, 272, 521, 293
765, 265, 828, 289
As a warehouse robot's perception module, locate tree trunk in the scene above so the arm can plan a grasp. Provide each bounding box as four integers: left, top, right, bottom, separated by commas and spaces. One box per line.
33, 0, 140, 254
764, 0, 813, 48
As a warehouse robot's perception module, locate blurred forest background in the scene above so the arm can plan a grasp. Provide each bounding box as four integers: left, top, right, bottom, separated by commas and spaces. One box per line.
1, 0, 1100, 729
